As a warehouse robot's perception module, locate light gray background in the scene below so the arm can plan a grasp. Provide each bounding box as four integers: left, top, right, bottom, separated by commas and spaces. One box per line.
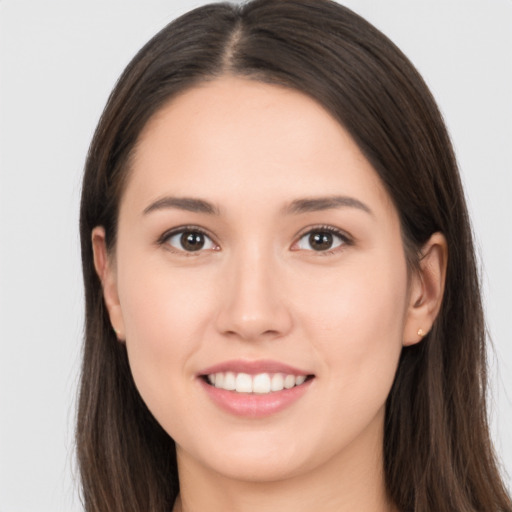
0, 1, 510, 510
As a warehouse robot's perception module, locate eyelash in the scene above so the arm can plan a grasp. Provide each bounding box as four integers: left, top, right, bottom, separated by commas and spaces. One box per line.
157, 224, 352, 256
293, 225, 352, 255
157, 225, 218, 256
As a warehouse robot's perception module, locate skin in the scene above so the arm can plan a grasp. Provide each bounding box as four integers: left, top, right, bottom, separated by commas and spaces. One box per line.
93, 77, 447, 512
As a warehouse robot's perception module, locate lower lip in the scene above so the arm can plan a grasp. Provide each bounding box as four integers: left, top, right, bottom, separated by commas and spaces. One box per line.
199, 378, 313, 418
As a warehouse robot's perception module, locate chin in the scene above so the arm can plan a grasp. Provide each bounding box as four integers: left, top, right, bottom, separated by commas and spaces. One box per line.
206, 451, 311, 483
176, 428, 315, 483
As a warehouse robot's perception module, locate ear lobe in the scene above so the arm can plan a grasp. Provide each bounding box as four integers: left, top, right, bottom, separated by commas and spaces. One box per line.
91, 226, 125, 341
403, 232, 448, 346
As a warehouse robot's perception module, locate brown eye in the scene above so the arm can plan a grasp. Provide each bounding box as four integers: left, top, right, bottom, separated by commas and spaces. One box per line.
166, 229, 216, 253
181, 232, 205, 251
309, 232, 334, 251
296, 228, 347, 252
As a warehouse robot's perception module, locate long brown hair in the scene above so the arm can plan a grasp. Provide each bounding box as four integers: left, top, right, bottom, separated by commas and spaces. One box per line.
77, 1, 512, 510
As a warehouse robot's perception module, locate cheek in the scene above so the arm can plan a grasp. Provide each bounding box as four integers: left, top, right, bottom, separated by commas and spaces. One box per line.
116, 257, 216, 411
118, 248, 217, 339
299, 250, 407, 330
295, 250, 408, 400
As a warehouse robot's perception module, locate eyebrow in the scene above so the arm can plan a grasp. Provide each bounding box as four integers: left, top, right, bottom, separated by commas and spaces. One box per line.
143, 196, 220, 216
284, 196, 373, 216
142, 195, 372, 217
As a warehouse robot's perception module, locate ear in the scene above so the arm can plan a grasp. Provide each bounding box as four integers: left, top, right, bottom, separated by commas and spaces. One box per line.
403, 232, 448, 346
91, 226, 125, 341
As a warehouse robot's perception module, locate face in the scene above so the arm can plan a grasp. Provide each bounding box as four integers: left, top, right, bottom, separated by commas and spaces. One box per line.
98, 77, 424, 484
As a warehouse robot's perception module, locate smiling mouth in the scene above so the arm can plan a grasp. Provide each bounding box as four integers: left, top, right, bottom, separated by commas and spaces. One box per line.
202, 372, 314, 395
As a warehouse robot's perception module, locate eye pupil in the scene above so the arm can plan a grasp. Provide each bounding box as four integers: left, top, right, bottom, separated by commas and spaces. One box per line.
181, 231, 205, 251
309, 232, 333, 251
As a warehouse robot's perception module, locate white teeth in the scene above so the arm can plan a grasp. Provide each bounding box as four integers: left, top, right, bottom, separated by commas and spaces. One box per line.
253, 373, 271, 394
271, 373, 285, 391
295, 375, 306, 386
284, 374, 295, 389
207, 372, 309, 394
235, 373, 253, 393
214, 372, 224, 389
223, 372, 236, 391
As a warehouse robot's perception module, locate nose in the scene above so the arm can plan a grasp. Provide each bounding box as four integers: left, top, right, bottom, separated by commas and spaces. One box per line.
215, 248, 293, 342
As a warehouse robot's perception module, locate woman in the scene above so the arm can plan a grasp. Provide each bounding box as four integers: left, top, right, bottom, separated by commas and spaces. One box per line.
77, 0, 512, 511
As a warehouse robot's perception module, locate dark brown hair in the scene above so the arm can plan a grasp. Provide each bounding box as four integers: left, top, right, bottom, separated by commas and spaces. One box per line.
77, 1, 512, 511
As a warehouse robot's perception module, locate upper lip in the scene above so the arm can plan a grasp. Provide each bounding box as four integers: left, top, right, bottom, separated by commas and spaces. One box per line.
198, 359, 313, 377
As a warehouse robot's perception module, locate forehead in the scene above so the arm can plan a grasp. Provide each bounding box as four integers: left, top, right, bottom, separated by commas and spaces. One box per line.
125, 76, 393, 217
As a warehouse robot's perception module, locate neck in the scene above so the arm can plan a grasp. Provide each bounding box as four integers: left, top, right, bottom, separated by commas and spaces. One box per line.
173, 413, 397, 512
